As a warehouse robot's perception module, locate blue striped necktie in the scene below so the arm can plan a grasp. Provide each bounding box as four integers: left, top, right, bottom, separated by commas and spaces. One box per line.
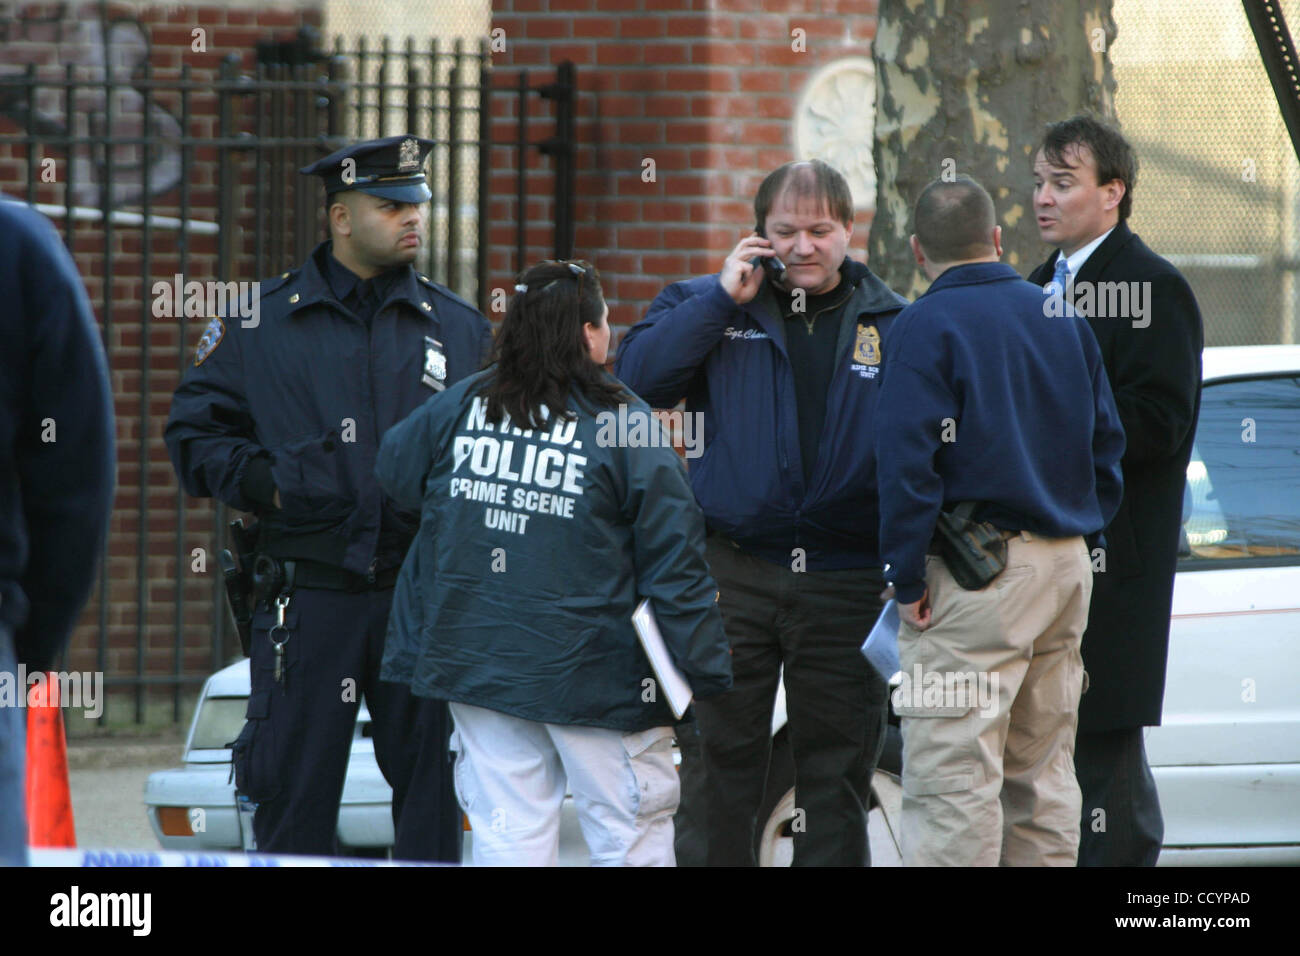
1050, 255, 1072, 316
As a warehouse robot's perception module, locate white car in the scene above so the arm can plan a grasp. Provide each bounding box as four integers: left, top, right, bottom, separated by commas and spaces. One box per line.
143, 656, 898, 865
143, 661, 395, 856
147, 346, 1300, 864
755, 345, 1300, 866
1148, 344, 1300, 864
143, 661, 590, 864
143, 655, 896, 864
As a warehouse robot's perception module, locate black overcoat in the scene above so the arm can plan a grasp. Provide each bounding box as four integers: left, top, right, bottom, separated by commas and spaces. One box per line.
1029, 222, 1204, 731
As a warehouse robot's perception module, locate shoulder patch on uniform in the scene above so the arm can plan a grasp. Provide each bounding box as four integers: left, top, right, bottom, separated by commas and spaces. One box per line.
194, 316, 225, 365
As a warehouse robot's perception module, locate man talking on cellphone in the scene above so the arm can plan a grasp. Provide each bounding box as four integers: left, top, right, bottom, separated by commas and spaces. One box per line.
616, 160, 908, 866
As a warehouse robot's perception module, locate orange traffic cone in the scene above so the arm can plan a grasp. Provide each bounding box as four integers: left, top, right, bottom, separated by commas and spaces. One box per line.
25, 672, 76, 847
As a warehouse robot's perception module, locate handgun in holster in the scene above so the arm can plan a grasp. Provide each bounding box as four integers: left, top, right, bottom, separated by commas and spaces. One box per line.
220, 518, 260, 656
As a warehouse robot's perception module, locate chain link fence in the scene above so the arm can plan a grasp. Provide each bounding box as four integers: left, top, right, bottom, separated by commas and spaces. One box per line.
321, 0, 490, 292
1113, 0, 1300, 346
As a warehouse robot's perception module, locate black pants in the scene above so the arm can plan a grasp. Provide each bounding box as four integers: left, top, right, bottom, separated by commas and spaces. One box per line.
1075, 727, 1164, 866
678, 536, 888, 866
238, 586, 461, 861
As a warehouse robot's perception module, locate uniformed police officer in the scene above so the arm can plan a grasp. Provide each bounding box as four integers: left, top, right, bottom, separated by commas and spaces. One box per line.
165, 135, 492, 860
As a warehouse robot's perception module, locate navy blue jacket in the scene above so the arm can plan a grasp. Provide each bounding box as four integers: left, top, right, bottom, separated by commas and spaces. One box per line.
615, 259, 908, 570
165, 241, 492, 575
0, 199, 116, 668
875, 262, 1125, 604
375, 370, 732, 731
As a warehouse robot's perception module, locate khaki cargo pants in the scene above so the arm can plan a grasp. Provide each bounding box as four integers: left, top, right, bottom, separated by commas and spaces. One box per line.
896, 531, 1091, 866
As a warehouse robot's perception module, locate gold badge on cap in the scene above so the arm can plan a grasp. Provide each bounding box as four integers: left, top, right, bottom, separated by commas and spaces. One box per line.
853, 324, 882, 366
398, 137, 420, 172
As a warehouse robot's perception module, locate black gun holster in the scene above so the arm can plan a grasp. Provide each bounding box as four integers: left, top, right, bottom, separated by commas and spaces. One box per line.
931, 501, 1009, 591
220, 518, 260, 656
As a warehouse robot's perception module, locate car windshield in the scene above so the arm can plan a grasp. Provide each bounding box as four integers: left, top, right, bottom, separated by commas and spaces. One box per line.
1182, 374, 1300, 561
190, 696, 248, 751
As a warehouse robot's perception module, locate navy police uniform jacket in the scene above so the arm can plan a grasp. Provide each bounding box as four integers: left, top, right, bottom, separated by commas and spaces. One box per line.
375, 370, 733, 731
615, 259, 908, 570
165, 241, 492, 574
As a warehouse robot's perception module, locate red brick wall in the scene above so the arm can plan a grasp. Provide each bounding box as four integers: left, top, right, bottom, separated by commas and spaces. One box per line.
1, 0, 882, 721
487, 0, 880, 337
0, 2, 323, 721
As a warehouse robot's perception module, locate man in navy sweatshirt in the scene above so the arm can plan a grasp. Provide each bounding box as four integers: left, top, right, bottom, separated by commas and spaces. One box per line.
0, 198, 116, 866
874, 177, 1124, 866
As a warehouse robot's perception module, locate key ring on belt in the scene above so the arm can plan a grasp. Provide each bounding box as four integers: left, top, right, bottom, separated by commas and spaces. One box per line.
268, 592, 291, 646
269, 592, 292, 685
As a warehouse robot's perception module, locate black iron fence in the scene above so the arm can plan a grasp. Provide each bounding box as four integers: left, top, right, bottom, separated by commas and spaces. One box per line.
0, 34, 576, 723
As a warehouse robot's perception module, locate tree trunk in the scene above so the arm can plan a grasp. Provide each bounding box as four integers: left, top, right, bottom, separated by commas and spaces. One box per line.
869, 0, 1117, 296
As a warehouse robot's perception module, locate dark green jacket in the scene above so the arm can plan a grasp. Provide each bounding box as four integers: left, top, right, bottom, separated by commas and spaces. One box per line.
375, 369, 732, 731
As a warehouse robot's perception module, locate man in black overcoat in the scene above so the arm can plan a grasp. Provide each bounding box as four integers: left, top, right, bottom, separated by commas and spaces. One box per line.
1027, 115, 1204, 867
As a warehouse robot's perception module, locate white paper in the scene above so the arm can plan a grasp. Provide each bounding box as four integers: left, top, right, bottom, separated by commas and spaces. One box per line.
631, 598, 694, 720
860, 599, 901, 682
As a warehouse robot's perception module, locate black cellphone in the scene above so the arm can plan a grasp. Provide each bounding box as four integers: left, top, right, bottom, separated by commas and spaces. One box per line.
750, 225, 787, 283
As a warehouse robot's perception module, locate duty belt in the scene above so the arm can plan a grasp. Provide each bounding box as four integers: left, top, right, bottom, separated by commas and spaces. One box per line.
283, 559, 400, 592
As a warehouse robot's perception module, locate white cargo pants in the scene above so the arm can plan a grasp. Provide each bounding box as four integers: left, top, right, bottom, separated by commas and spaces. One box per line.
448, 701, 679, 866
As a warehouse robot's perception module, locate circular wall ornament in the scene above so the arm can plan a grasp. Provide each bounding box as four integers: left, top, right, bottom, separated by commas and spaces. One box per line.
795, 56, 877, 211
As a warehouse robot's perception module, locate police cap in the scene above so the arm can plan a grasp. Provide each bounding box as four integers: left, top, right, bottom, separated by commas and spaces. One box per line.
299, 135, 435, 203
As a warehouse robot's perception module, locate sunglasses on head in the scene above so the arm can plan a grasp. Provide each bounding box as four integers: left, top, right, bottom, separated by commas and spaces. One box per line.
514, 259, 594, 294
